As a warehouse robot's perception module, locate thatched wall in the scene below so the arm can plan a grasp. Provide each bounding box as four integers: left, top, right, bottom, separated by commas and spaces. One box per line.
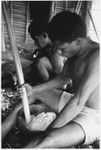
2, 1, 87, 52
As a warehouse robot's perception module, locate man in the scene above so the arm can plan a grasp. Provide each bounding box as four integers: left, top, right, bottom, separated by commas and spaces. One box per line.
28, 21, 67, 82
24, 11, 100, 148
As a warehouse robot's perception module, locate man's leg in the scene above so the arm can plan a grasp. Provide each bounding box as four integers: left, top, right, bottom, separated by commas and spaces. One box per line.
37, 57, 52, 81
27, 121, 85, 148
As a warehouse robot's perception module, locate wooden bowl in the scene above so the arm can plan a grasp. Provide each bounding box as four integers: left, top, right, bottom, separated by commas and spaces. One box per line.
17, 103, 56, 135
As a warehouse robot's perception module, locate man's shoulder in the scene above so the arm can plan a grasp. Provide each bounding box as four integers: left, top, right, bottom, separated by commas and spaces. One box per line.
89, 39, 99, 51
85, 45, 99, 71
85, 40, 99, 59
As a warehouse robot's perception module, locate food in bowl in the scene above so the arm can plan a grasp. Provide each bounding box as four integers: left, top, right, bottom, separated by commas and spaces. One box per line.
26, 112, 56, 131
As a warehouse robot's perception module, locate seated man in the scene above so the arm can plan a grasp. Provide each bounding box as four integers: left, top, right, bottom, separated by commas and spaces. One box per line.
28, 21, 67, 82
24, 11, 100, 148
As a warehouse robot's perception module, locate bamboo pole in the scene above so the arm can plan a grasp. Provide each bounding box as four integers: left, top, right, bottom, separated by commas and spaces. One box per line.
2, 1, 31, 124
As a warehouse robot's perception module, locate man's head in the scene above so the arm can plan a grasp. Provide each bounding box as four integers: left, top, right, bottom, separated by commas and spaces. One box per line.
28, 21, 51, 48
48, 11, 87, 58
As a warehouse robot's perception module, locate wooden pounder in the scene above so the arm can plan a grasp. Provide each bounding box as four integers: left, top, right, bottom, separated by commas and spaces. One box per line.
2, 1, 31, 124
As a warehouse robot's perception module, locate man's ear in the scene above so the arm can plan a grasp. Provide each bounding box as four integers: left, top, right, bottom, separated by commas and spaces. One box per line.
42, 33, 48, 38
75, 38, 82, 47
75, 37, 89, 50
57, 49, 62, 55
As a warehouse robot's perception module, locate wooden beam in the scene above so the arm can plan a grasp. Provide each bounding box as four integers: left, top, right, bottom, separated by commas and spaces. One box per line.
1, 13, 5, 52
87, 8, 99, 41
75, 1, 82, 14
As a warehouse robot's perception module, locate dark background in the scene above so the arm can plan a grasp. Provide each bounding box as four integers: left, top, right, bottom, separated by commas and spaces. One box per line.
29, 1, 52, 23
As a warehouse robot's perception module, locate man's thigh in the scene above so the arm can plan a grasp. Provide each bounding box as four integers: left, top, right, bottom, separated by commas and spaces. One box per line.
37, 57, 52, 71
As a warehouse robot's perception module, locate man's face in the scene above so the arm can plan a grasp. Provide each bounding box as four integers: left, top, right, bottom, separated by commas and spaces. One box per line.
34, 34, 50, 48
53, 40, 79, 58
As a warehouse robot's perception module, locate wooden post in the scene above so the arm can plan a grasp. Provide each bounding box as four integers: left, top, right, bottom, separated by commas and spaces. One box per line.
2, 1, 31, 124
1, 13, 5, 52
87, 8, 99, 41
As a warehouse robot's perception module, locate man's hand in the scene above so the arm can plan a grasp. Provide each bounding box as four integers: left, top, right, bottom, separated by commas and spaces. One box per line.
24, 83, 34, 96
18, 84, 34, 104
18, 83, 35, 97
18, 83, 46, 105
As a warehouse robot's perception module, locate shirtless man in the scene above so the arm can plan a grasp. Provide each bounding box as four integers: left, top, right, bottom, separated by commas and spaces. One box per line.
24, 11, 100, 148
28, 21, 67, 82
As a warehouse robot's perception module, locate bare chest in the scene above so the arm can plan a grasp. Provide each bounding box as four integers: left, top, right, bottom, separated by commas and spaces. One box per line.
69, 57, 86, 88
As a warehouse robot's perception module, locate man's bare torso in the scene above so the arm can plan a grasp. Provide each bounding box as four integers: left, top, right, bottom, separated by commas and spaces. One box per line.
68, 41, 99, 110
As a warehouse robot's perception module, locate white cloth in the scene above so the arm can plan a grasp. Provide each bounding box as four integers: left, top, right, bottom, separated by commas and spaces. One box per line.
59, 91, 74, 112
59, 91, 101, 145
73, 106, 101, 145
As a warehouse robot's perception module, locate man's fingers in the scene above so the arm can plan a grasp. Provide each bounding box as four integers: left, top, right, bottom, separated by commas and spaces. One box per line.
22, 83, 28, 87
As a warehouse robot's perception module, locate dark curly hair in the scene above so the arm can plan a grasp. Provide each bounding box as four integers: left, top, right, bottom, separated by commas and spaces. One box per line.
48, 11, 87, 42
28, 21, 48, 39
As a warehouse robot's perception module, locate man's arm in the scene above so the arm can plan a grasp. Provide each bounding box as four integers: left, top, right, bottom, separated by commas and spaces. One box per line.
51, 51, 99, 128
2, 103, 22, 139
